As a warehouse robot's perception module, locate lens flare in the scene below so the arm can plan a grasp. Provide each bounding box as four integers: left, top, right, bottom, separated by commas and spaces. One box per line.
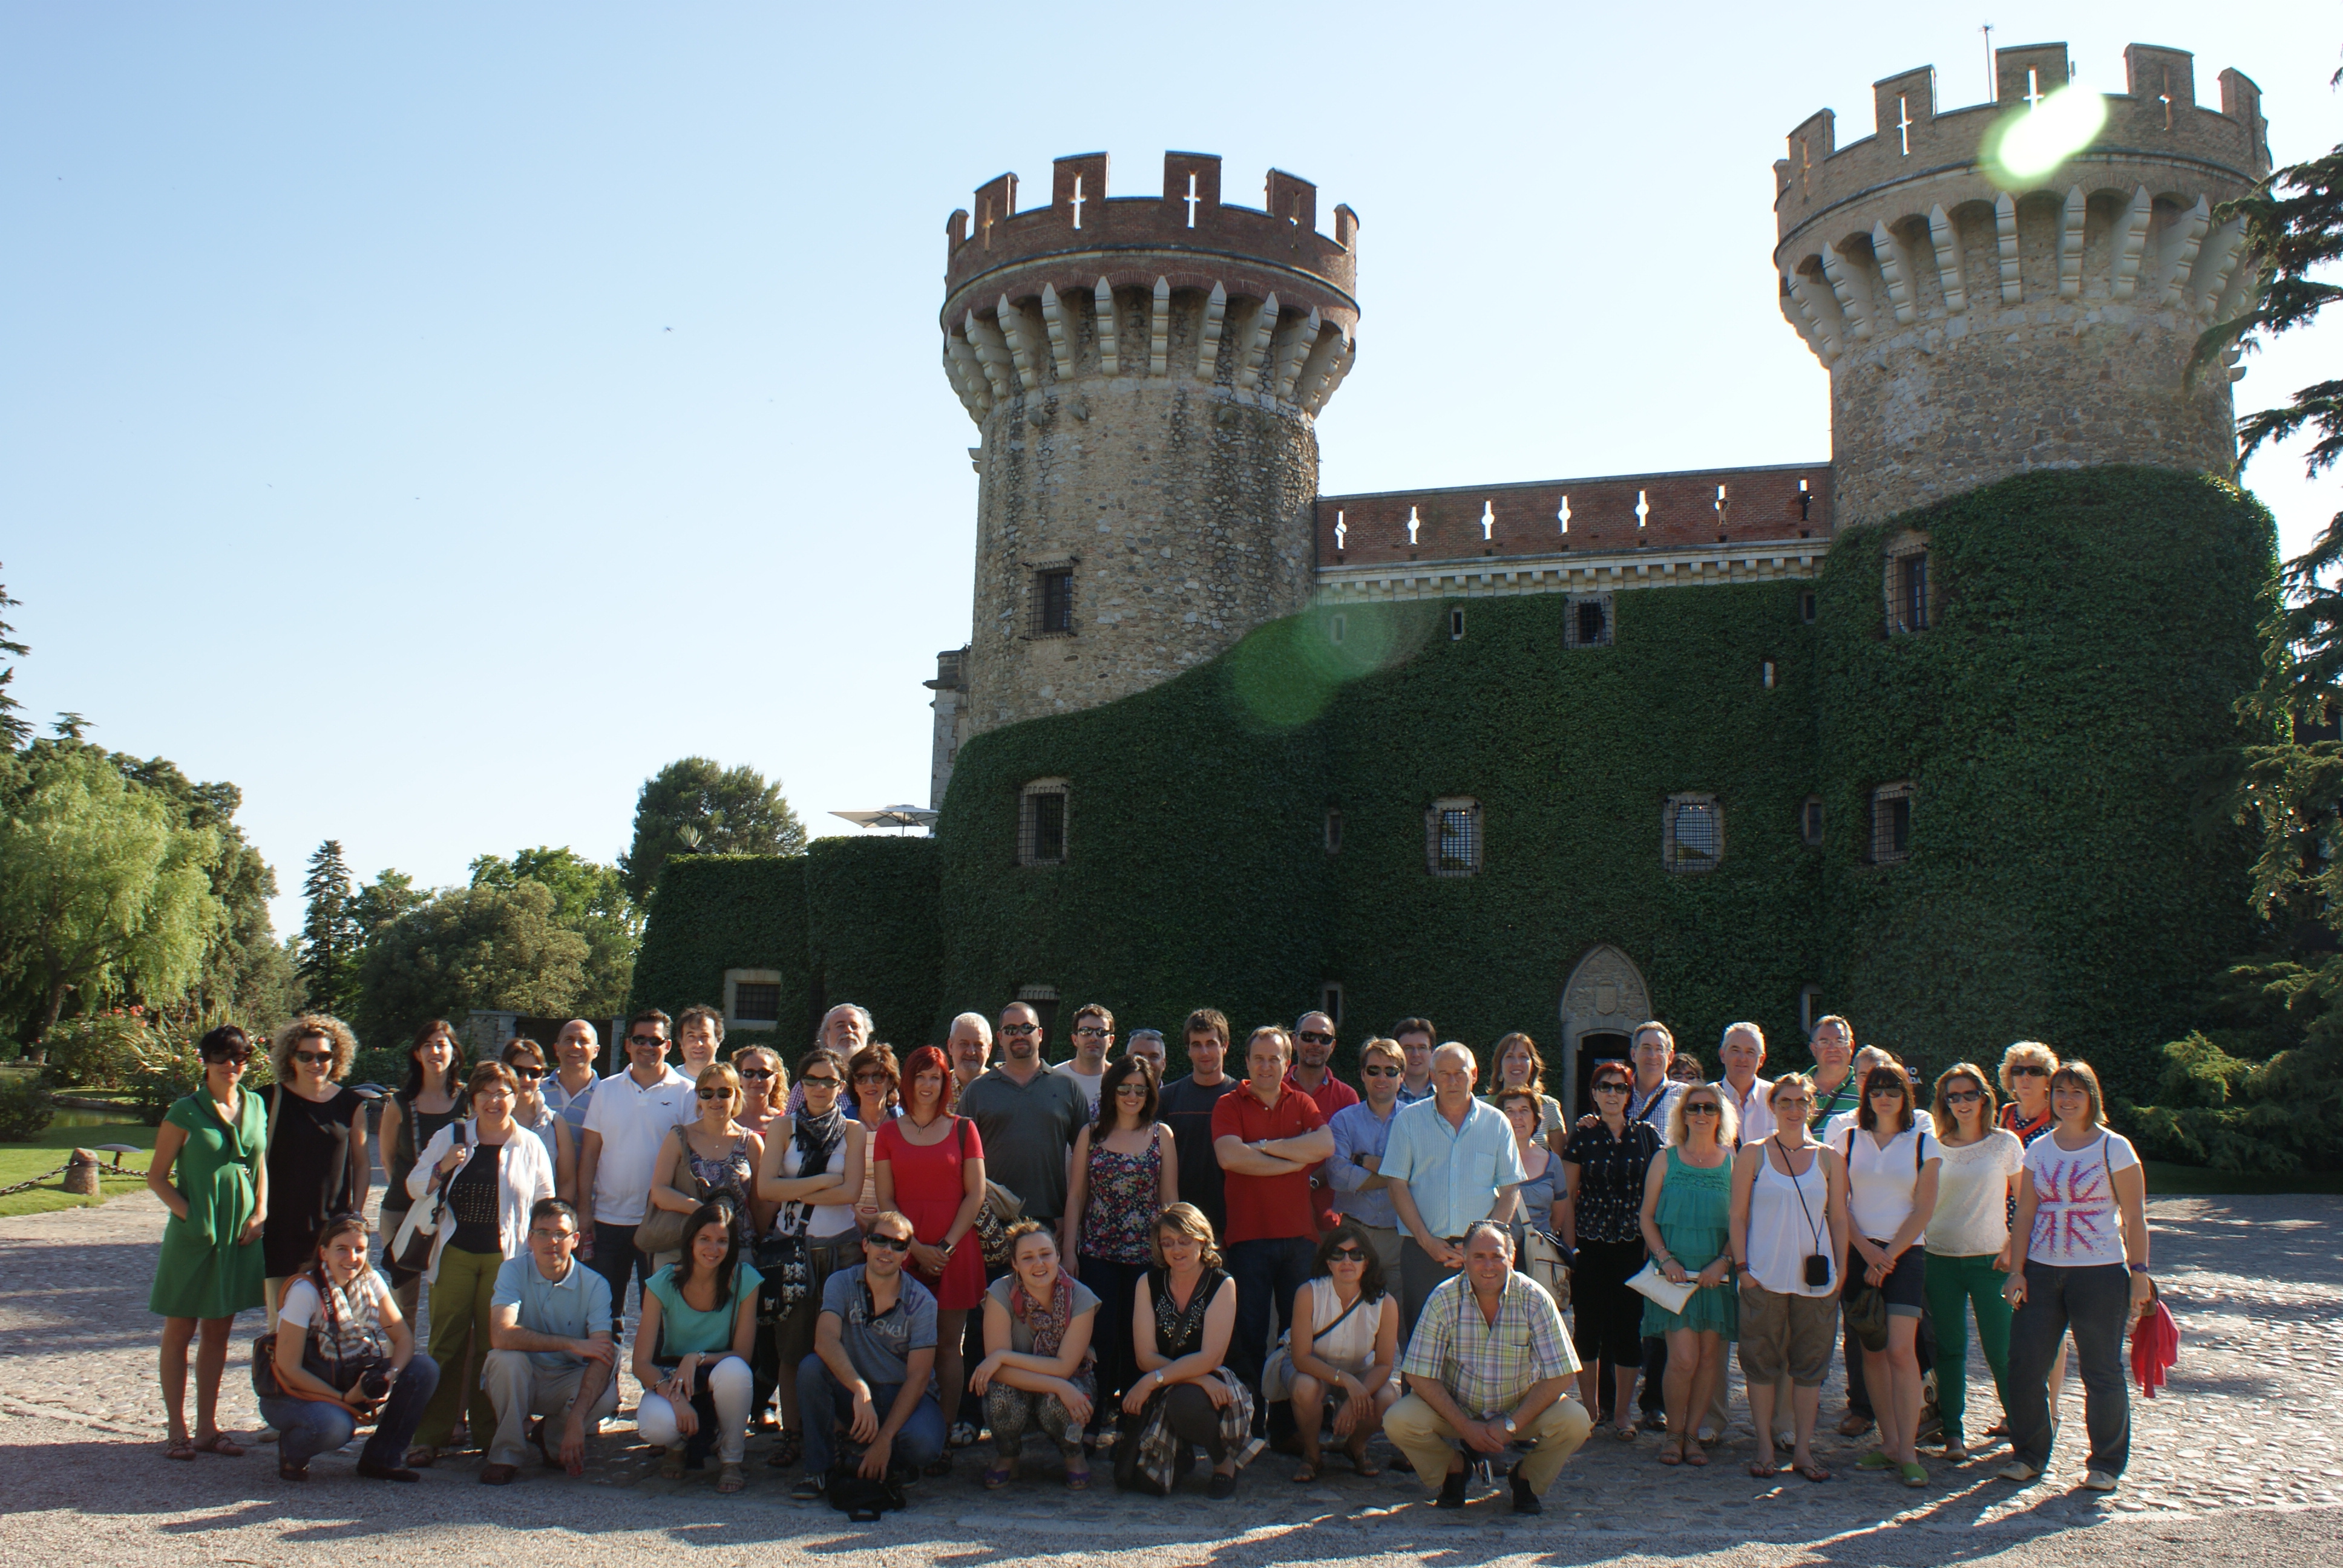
1984, 85, 2108, 185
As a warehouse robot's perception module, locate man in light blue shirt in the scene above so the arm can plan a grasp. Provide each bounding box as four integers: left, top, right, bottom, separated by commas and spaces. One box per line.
1382, 1044, 1525, 1339
481, 1198, 617, 1482
1327, 1037, 1409, 1273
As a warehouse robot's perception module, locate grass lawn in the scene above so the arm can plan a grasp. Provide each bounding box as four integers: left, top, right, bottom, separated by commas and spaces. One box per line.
0, 1118, 157, 1218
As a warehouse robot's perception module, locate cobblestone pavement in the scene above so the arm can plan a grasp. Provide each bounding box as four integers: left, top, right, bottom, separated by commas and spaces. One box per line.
0, 1190, 2336, 1562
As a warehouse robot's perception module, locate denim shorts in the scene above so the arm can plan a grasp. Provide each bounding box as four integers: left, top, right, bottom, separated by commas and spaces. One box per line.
1844, 1241, 1928, 1318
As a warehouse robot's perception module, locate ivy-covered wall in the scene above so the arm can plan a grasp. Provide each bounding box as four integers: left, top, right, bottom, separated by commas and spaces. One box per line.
804, 835, 942, 1052
631, 854, 813, 1041
1813, 466, 2273, 1105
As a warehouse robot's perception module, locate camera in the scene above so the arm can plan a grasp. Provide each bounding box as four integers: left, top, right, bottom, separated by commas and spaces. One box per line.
1803, 1253, 1832, 1290
354, 1364, 393, 1407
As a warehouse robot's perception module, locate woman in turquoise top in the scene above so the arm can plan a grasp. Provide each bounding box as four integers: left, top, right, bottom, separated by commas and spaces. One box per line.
145, 1025, 269, 1462
1637, 1083, 1739, 1466
629, 1200, 762, 1491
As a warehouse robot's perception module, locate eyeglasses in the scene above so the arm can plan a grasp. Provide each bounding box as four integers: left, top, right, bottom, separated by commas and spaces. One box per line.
1942, 1088, 1983, 1105
1328, 1246, 1366, 1262
801, 1075, 840, 1089
1772, 1094, 1810, 1108
1297, 1031, 1334, 1045
627, 1034, 665, 1048
2009, 1064, 2050, 1078
853, 1071, 890, 1085
1591, 1081, 1630, 1095
293, 1050, 334, 1067
696, 1087, 731, 1100
1683, 1102, 1722, 1117
1001, 1024, 1038, 1036
737, 1068, 773, 1081
866, 1233, 913, 1253
510, 1066, 545, 1081
1361, 1065, 1400, 1077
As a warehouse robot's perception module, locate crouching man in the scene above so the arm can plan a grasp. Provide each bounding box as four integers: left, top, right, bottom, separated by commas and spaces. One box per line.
479, 1198, 619, 1483
1386, 1219, 1589, 1514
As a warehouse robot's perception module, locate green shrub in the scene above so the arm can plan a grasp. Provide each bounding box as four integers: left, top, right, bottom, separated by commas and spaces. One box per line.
40, 1009, 156, 1089
2125, 1030, 2343, 1173
0, 1077, 55, 1141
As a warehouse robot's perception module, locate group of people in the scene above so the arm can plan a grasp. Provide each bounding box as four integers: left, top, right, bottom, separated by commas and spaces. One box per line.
144, 1001, 2157, 1511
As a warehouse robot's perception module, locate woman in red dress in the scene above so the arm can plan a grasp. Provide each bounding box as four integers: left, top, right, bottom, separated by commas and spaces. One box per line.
875, 1045, 989, 1472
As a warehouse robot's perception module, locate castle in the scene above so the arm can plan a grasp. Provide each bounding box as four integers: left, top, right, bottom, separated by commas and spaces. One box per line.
634, 41, 2278, 1113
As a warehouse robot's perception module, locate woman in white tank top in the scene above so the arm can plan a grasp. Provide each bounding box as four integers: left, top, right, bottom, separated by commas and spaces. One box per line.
1267, 1220, 1401, 1483
1728, 1074, 1848, 1481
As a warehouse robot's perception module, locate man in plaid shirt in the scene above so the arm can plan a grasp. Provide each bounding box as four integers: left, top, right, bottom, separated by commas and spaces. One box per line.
1388, 1220, 1590, 1513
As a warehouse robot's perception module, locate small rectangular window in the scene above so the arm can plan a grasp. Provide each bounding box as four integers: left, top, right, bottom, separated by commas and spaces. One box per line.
1324, 808, 1343, 855
1800, 589, 1817, 623
1900, 554, 1928, 632
1566, 594, 1612, 649
1426, 797, 1481, 877
1319, 982, 1344, 1028
1449, 606, 1466, 641
732, 982, 781, 1025
1037, 568, 1075, 635
1802, 796, 1825, 846
1870, 784, 1913, 864
1018, 782, 1069, 865
1666, 794, 1722, 871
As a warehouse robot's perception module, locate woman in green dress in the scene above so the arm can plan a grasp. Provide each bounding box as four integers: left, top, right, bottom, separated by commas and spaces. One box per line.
1636, 1083, 1739, 1466
145, 1024, 269, 1461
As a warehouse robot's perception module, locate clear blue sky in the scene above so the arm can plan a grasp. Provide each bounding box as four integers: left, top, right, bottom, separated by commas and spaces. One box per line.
4, 3, 2335, 936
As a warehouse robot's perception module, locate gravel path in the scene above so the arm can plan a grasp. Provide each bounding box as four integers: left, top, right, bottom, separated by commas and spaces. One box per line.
0, 1189, 2335, 1564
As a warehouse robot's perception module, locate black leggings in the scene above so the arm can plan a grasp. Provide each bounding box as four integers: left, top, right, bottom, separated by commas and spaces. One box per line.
1571, 1238, 1647, 1368
1161, 1383, 1227, 1463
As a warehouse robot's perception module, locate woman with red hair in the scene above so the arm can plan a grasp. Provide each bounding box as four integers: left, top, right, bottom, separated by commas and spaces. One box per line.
876, 1044, 990, 1474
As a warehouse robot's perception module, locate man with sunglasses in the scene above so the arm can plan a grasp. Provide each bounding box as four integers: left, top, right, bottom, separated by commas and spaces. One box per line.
1327, 1037, 1409, 1272
1053, 1002, 1116, 1118
575, 1010, 694, 1339
1288, 1012, 1358, 1232
793, 1210, 946, 1498
957, 1002, 1090, 1227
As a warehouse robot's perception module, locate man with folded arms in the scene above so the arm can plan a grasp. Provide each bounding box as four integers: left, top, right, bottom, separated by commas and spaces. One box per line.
1211, 1025, 1333, 1422
1383, 1043, 1524, 1337
1388, 1220, 1588, 1514
479, 1199, 617, 1484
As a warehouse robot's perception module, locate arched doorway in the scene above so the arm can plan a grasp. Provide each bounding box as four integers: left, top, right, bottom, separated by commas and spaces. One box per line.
1559, 944, 1651, 1119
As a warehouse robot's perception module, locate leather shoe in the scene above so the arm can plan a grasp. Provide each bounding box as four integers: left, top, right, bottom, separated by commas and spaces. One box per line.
1437, 1467, 1468, 1508
1511, 1472, 1542, 1515
479, 1463, 520, 1486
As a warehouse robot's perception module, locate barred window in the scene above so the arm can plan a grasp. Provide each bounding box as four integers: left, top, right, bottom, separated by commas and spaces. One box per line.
1801, 795, 1825, 846
1664, 793, 1722, 872
1565, 594, 1613, 649
1035, 568, 1075, 636
1884, 532, 1933, 635
1018, 779, 1069, 865
1426, 797, 1481, 877
1870, 782, 1913, 864
724, 968, 784, 1030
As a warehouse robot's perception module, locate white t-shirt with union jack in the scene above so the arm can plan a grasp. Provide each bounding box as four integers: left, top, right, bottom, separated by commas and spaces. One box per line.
2023, 1130, 2140, 1269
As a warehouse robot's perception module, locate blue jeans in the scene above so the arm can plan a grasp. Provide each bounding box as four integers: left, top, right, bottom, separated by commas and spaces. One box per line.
796, 1354, 946, 1477
587, 1223, 657, 1338
259, 1353, 440, 1468
1227, 1235, 1314, 1426
2008, 1262, 2131, 1477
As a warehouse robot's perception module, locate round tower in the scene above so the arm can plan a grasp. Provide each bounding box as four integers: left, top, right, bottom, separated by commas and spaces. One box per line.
939, 151, 1359, 734
1774, 42, 2272, 525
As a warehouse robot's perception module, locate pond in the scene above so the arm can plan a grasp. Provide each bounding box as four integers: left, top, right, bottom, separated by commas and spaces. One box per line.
47, 1105, 148, 1130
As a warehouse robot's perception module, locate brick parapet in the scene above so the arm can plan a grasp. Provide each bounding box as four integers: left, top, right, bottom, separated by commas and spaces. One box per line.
1316, 464, 1832, 567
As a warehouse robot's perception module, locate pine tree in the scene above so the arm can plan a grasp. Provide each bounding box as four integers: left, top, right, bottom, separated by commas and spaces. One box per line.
0, 566, 29, 750
296, 840, 361, 1014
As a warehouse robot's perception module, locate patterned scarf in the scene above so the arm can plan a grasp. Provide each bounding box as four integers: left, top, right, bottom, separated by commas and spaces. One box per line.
1010, 1271, 1091, 1368
777, 1105, 846, 1238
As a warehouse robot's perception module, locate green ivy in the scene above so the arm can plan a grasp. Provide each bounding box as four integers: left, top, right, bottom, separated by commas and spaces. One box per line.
629, 854, 811, 1042
804, 836, 941, 1053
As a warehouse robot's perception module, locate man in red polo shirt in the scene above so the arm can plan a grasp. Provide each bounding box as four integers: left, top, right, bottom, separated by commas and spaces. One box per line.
1286, 1011, 1357, 1231
1214, 1025, 1334, 1428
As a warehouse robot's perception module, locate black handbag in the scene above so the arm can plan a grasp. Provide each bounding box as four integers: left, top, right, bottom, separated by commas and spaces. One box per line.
827, 1460, 908, 1521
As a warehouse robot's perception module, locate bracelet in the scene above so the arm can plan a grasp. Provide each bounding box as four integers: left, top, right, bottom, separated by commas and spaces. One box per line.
2128, 1263, 2151, 1275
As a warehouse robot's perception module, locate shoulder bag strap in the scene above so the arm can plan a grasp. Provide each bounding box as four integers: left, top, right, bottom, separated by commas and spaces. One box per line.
1312, 1285, 1368, 1347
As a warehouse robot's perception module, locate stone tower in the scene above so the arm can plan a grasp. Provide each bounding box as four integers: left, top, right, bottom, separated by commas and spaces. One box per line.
1774, 42, 2271, 525
938, 152, 1359, 739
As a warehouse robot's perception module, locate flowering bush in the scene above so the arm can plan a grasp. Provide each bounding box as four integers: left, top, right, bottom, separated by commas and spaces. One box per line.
39, 1008, 154, 1090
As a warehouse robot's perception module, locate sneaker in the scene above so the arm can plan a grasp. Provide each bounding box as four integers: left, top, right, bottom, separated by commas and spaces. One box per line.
1510, 1472, 1543, 1515
792, 1472, 827, 1501
1436, 1468, 1468, 1509
255, 1426, 281, 1446
2080, 1469, 2120, 1493
1998, 1460, 2040, 1483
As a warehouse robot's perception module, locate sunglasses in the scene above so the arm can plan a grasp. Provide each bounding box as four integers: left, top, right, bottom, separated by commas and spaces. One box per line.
1362, 1065, 1400, 1077
1297, 1031, 1335, 1045
627, 1034, 665, 1048
1115, 1083, 1149, 1097
1329, 1246, 1366, 1262
696, 1087, 731, 1100
802, 1074, 840, 1089
1592, 1081, 1630, 1094
202, 1048, 252, 1065
2009, 1064, 2050, 1078
853, 1071, 890, 1085
1942, 1088, 1983, 1105
510, 1066, 545, 1080
1072, 1026, 1107, 1039
1868, 1085, 1907, 1098
866, 1233, 913, 1253
293, 1050, 334, 1067
1683, 1102, 1722, 1117
1001, 1024, 1038, 1036
737, 1068, 774, 1080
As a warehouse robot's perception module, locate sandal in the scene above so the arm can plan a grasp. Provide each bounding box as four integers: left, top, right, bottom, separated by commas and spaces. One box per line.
1657, 1440, 1685, 1466
403, 1446, 438, 1469
983, 1458, 1015, 1489
660, 1445, 686, 1480
766, 1432, 802, 1469
1797, 1461, 1832, 1483
1291, 1460, 1321, 1484
1346, 1447, 1381, 1479
716, 1462, 745, 1494
1683, 1443, 1709, 1468
923, 1453, 954, 1478
192, 1433, 246, 1457
1065, 1455, 1090, 1491
165, 1436, 197, 1462
1899, 1460, 1929, 1488
1748, 1459, 1783, 1479
1941, 1441, 1971, 1463
1856, 1449, 1895, 1472
1613, 1422, 1639, 1443
948, 1420, 981, 1449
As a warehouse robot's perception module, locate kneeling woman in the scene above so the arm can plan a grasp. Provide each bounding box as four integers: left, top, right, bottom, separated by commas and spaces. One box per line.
969, 1220, 1101, 1489
261, 1214, 440, 1482
1118, 1203, 1249, 1498
631, 1201, 762, 1493
1265, 1218, 1400, 1483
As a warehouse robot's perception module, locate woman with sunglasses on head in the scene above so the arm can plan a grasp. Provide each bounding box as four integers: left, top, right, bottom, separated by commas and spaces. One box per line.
148, 1024, 269, 1461
1265, 1218, 1399, 1483
1923, 1062, 2025, 1462
649, 1063, 765, 1252
1637, 1084, 1740, 1466
261, 1015, 369, 1333
1064, 1055, 1179, 1447
261, 1214, 438, 1483
1559, 1060, 1662, 1439
876, 1044, 988, 1475
756, 1048, 863, 1471
1838, 1060, 1942, 1486
501, 1038, 572, 1190
403, 1059, 555, 1466
1726, 1074, 1847, 1482
634, 1200, 762, 1492
1999, 1061, 2152, 1494
379, 1019, 468, 1324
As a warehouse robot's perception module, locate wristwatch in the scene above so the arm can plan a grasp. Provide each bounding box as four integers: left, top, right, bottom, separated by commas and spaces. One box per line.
1498, 1412, 1517, 1436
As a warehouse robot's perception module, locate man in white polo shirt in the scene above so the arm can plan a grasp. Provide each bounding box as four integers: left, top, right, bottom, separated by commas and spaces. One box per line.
575, 1009, 693, 1339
